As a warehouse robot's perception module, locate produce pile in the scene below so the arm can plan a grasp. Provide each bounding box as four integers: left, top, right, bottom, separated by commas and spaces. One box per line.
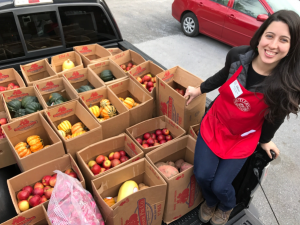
119, 97, 139, 109
0, 117, 7, 139
0, 82, 20, 92
46, 93, 67, 107
89, 99, 118, 122
88, 150, 130, 175
14, 135, 49, 158
136, 73, 156, 93
99, 70, 115, 82
7, 96, 42, 118
75, 84, 94, 93
174, 88, 185, 96
57, 120, 88, 140
120, 62, 136, 72
135, 128, 173, 149
17, 169, 78, 212
155, 159, 193, 179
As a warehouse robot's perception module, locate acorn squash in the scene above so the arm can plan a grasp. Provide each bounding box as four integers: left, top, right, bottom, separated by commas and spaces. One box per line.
89, 105, 102, 118
99, 70, 114, 82
100, 99, 111, 108
101, 105, 117, 119
21, 96, 38, 108
78, 85, 94, 93
7, 100, 21, 112
14, 109, 26, 118
25, 102, 42, 114
14, 142, 31, 158
49, 93, 64, 103
123, 97, 135, 109
57, 120, 72, 134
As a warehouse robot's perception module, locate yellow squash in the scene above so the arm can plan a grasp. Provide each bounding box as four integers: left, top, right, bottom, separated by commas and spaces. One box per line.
27, 135, 44, 152
71, 122, 85, 134
123, 97, 135, 109
62, 59, 75, 71
117, 180, 139, 202
58, 120, 72, 134
89, 105, 102, 118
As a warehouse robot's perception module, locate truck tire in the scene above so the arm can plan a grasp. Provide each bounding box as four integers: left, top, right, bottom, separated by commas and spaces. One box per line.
181, 12, 199, 37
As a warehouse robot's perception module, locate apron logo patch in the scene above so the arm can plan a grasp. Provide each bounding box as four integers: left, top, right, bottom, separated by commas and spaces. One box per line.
234, 98, 251, 112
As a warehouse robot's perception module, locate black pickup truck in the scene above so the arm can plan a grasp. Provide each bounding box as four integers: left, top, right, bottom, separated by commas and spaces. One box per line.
0, 0, 275, 224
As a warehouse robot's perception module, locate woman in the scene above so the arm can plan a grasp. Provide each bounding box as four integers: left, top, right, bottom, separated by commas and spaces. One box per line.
184, 10, 300, 225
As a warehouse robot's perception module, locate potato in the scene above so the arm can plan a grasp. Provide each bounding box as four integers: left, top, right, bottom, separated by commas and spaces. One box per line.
155, 162, 167, 168
167, 161, 175, 167
175, 159, 185, 169
180, 162, 193, 172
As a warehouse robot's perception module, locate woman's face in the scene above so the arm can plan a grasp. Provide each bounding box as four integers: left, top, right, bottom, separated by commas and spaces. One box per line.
257, 21, 291, 67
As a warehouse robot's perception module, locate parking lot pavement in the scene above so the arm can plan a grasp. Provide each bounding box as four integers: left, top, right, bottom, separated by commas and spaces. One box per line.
107, 0, 300, 224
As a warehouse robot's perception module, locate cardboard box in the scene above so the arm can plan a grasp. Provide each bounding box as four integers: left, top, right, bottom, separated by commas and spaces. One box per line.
107, 78, 153, 126
109, 50, 146, 70
146, 135, 203, 223
0, 205, 51, 225
7, 154, 85, 215
73, 44, 111, 67
189, 123, 200, 140
2, 86, 46, 122
156, 66, 206, 132
79, 87, 130, 140
76, 133, 144, 191
0, 68, 26, 92
2, 112, 65, 172
44, 100, 103, 160
62, 67, 105, 96
126, 115, 186, 154
34, 77, 79, 109
107, 48, 123, 56
88, 59, 127, 86
20, 59, 58, 86
51, 51, 83, 74
92, 158, 167, 225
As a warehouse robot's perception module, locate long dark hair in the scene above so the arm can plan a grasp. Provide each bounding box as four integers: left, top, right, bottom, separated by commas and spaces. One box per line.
250, 10, 300, 122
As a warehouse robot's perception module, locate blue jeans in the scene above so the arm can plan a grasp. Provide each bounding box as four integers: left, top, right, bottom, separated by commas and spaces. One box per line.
194, 130, 247, 211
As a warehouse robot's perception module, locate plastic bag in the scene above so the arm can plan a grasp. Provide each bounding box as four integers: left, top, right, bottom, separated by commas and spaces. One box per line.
47, 170, 105, 225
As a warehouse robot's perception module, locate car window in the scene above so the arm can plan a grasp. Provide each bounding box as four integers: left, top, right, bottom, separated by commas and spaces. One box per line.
211, 0, 230, 6
265, 0, 300, 16
0, 12, 25, 61
233, 0, 268, 18
58, 6, 117, 48
18, 11, 63, 51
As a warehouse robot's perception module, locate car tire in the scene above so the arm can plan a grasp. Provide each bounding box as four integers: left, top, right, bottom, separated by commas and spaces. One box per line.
181, 12, 199, 37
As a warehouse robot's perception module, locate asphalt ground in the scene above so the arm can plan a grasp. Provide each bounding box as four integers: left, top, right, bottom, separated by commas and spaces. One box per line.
106, 0, 300, 224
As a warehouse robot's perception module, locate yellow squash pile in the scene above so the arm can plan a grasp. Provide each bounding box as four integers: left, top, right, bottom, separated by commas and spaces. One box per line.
119, 97, 139, 109
14, 135, 48, 158
89, 99, 118, 122
57, 120, 88, 140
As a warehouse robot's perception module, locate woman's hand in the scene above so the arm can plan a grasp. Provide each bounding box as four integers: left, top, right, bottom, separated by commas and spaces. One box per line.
260, 141, 280, 159
184, 86, 202, 105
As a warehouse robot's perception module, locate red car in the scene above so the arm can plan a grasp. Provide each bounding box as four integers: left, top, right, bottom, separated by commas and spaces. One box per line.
172, 0, 300, 46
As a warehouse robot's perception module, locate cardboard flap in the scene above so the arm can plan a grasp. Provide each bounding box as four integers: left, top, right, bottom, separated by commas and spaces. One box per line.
63, 68, 89, 84
21, 59, 48, 76
110, 50, 145, 66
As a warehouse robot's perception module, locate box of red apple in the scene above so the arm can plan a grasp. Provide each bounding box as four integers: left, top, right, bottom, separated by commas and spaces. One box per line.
7, 154, 85, 215
126, 115, 186, 154
0, 68, 26, 93
76, 133, 144, 191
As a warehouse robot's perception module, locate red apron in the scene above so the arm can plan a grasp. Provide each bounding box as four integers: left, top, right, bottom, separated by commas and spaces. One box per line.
200, 65, 268, 159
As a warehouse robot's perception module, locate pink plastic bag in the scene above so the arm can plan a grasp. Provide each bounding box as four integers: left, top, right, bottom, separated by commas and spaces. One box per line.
47, 170, 105, 225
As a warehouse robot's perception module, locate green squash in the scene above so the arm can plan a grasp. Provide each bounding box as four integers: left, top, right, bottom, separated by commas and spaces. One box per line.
21, 96, 38, 108
49, 93, 64, 103
53, 99, 65, 105
14, 108, 26, 118
99, 70, 115, 82
78, 85, 94, 93
46, 101, 51, 106
7, 100, 21, 112
25, 102, 42, 114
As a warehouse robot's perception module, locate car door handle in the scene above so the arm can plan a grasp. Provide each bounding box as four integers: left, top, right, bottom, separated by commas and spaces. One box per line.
229, 14, 235, 19
198, 2, 203, 6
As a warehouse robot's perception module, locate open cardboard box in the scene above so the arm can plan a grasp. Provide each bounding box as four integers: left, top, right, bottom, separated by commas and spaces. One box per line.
62, 67, 105, 96
106, 48, 123, 56
2, 112, 65, 172
7, 154, 85, 215
73, 44, 111, 67
79, 87, 129, 140
34, 77, 78, 109
109, 50, 146, 73
2, 86, 46, 122
76, 133, 144, 191
126, 115, 186, 154
156, 66, 206, 132
92, 158, 167, 225
189, 123, 200, 140
146, 135, 203, 224
0, 68, 26, 93
20, 59, 58, 86
88, 60, 127, 86
0, 98, 16, 169
107, 78, 153, 126
0, 204, 51, 225
51, 51, 83, 74
44, 100, 103, 161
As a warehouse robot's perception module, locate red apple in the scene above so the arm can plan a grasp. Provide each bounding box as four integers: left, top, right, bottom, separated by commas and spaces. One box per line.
96, 155, 105, 165
148, 87, 154, 92
136, 77, 143, 84
113, 152, 121, 160
126, 66, 131, 71
22, 186, 33, 195
7, 83, 15, 89
104, 156, 108, 161
111, 159, 121, 167
143, 133, 151, 140
33, 188, 44, 197
120, 64, 126, 70
108, 152, 115, 160
165, 135, 173, 141
127, 62, 133, 67
157, 134, 165, 141
13, 85, 20, 89
52, 174, 57, 178
160, 140, 167, 144
42, 175, 51, 186
150, 133, 156, 140
175, 88, 180, 93
178, 89, 184, 96
17, 190, 30, 201
40, 195, 47, 203
146, 81, 153, 89
154, 139, 158, 143
18, 200, 30, 212
142, 143, 149, 148
162, 128, 170, 136
142, 140, 147, 145
151, 77, 156, 83
142, 76, 151, 83
64, 169, 73, 175
88, 160, 97, 168
136, 138, 143, 145
43, 186, 51, 194
103, 160, 112, 169
49, 176, 56, 187
155, 129, 162, 136
68, 172, 78, 179
91, 164, 101, 175
100, 168, 106, 173
147, 138, 154, 146
0, 118, 7, 125
34, 182, 44, 190
120, 155, 129, 163
119, 150, 126, 157
29, 195, 41, 207
0, 86, 6, 92
28, 196, 33, 201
